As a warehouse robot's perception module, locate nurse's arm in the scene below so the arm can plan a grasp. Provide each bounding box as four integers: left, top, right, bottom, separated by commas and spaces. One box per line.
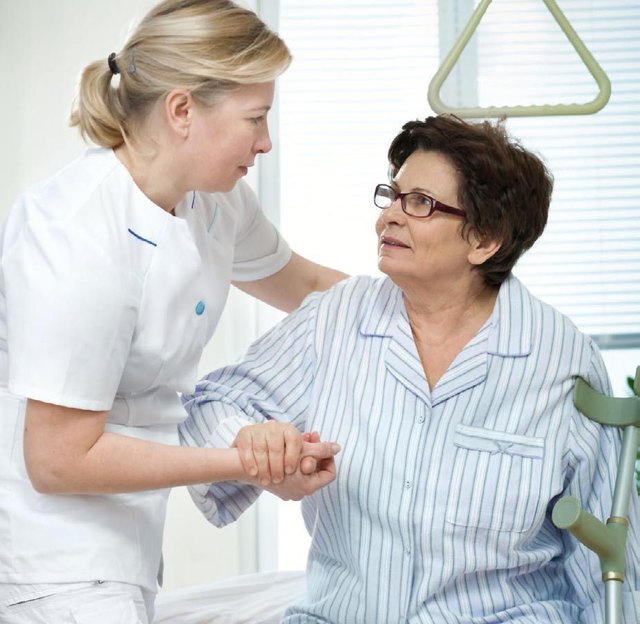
233, 251, 348, 313
23, 399, 337, 495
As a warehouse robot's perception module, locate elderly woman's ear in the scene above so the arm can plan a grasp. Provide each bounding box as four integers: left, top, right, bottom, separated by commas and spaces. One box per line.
467, 234, 502, 267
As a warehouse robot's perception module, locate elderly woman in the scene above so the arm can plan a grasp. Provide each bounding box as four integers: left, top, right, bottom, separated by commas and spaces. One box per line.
180, 115, 640, 623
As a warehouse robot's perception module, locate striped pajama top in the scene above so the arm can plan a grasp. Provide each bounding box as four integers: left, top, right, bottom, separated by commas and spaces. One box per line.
180, 274, 640, 623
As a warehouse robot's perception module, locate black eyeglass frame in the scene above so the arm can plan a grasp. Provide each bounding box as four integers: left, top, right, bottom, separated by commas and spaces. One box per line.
374, 183, 465, 219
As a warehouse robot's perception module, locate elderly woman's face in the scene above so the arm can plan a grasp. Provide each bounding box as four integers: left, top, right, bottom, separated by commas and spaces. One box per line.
375, 150, 473, 287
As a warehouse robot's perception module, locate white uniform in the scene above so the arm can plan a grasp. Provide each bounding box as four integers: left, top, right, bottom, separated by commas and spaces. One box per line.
0, 149, 290, 603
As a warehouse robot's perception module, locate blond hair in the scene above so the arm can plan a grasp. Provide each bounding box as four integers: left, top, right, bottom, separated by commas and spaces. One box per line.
70, 0, 292, 148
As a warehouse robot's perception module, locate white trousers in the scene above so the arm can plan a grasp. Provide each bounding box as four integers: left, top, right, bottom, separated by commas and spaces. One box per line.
0, 581, 154, 624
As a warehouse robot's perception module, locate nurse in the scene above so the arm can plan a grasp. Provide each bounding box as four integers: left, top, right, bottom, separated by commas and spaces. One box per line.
0, 0, 345, 622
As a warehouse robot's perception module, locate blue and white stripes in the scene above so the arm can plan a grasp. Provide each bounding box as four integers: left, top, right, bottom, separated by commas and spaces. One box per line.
180, 275, 640, 623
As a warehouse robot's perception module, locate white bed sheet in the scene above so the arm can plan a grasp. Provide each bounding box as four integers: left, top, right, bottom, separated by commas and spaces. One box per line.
154, 570, 306, 624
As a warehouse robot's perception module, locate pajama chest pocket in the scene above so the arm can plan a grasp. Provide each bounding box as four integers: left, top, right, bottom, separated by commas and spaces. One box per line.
444, 424, 545, 533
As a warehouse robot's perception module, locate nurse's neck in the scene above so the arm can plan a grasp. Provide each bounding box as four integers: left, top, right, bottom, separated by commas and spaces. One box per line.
114, 140, 184, 215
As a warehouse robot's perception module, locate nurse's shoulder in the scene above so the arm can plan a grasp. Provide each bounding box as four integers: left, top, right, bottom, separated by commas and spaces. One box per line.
1, 147, 167, 277
9, 148, 119, 222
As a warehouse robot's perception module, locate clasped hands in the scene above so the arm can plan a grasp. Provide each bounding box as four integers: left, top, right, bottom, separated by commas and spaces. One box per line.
233, 421, 341, 501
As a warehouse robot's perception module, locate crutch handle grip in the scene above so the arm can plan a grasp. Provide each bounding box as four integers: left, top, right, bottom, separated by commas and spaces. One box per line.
552, 495, 627, 580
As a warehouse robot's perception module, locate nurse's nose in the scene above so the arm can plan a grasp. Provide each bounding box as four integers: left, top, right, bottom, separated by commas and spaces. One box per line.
255, 124, 272, 154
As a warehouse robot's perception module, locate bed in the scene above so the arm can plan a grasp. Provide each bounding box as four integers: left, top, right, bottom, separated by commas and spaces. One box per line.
154, 570, 306, 624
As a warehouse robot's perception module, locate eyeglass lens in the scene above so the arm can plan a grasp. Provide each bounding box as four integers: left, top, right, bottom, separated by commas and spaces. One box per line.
375, 185, 432, 216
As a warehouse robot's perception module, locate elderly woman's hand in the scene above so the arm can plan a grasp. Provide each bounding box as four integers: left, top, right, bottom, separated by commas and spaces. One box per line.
262, 450, 337, 501
233, 421, 340, 486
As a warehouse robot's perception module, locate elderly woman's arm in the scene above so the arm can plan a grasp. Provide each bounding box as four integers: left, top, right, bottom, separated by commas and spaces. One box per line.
179, 289, 325, 526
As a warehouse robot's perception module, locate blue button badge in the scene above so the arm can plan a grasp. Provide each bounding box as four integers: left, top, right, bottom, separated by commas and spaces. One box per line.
195, 301, 205, 316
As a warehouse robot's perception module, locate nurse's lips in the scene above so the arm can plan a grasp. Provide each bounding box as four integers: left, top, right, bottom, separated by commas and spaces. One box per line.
380, 235, 410, 249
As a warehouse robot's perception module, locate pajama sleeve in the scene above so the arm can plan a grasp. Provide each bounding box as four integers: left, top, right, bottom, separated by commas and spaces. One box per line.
179, 291, 321, 527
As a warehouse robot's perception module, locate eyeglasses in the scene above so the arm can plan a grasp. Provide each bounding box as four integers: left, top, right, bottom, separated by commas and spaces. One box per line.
373, 183, 465, 219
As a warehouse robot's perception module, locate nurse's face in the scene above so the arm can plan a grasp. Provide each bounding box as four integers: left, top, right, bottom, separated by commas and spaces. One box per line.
186, 81, 274, 192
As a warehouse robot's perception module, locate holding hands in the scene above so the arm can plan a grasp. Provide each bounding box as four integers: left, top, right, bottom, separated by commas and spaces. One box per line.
233, 422, 340, 500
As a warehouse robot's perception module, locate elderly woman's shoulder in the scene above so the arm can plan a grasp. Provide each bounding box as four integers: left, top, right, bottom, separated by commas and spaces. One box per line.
319, 274, 394, 304
514, 275, 598, 351
307, 274, 397, 321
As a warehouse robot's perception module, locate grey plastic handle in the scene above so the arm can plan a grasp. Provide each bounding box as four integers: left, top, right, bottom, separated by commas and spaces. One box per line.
428, 0, 611, 118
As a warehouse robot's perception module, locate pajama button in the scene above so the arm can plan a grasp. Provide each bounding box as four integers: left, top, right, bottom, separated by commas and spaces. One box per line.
195, 301, 205, 315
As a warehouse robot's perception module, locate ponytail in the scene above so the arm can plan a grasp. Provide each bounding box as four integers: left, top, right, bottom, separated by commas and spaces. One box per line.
69, 0, 291, 149
70, 59, 129, 148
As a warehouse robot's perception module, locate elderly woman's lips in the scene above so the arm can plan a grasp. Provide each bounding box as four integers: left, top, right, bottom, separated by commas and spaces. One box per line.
381, 237, 409, 248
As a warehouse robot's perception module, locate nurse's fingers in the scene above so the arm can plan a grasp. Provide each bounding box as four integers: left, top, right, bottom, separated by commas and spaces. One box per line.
233, 427, 257, 478
235, 422, 310, 484
266, 431, 286, 484
300, 431, 319, 475
234, 424, 280, 484
252, 432, 272, 486
283, 427, 303, 476
263, 422, 308, 483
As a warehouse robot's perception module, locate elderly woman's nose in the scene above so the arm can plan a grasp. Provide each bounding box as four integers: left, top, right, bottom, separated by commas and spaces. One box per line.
383, 197, 405, 222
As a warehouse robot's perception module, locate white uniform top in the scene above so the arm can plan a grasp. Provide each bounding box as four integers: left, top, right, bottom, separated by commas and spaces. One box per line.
0, 147, 291, 592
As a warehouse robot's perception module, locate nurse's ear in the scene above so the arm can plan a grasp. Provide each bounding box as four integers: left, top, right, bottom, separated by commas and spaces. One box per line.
164, 88, 192, 139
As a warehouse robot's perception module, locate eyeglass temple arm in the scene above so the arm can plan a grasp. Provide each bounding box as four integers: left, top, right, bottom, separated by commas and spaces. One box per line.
435, 204, 465, 217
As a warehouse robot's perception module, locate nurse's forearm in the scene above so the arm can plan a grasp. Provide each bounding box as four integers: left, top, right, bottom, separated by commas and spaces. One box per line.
24, 399, 339, 494
78, 434, 251, 494
24, 399, 251, 494
233, 251, 348, 312
29, 431, 251, 494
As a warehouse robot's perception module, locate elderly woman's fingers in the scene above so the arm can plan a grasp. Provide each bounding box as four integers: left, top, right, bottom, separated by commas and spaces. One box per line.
300, 455, 317, 475
301, 440, 341, 459
299, 433, 340, 474
304, 456, 337, 492
265, 455, 338, 501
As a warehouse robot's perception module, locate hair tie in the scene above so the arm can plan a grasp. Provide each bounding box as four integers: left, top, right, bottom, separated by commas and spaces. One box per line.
128, 48, 137, 74
107, 52, 120, 75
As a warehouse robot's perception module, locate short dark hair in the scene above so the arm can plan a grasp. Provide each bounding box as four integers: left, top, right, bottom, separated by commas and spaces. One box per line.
387, 115, 553, 287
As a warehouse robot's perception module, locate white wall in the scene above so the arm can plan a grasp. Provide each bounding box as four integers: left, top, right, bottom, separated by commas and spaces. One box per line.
0, 0, 255, 592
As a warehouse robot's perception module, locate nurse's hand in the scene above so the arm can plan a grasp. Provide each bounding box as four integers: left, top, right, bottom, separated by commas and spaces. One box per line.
233, 421, 340, 486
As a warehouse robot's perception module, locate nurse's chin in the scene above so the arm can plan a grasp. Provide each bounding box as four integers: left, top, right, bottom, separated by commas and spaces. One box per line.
203, 178, 240, 194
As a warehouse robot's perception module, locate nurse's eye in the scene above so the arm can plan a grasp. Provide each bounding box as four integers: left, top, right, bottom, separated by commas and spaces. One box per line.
248, 116, 265, 125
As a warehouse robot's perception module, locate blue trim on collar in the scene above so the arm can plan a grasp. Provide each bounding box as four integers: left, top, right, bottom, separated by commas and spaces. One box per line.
127, 228, 157, 247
